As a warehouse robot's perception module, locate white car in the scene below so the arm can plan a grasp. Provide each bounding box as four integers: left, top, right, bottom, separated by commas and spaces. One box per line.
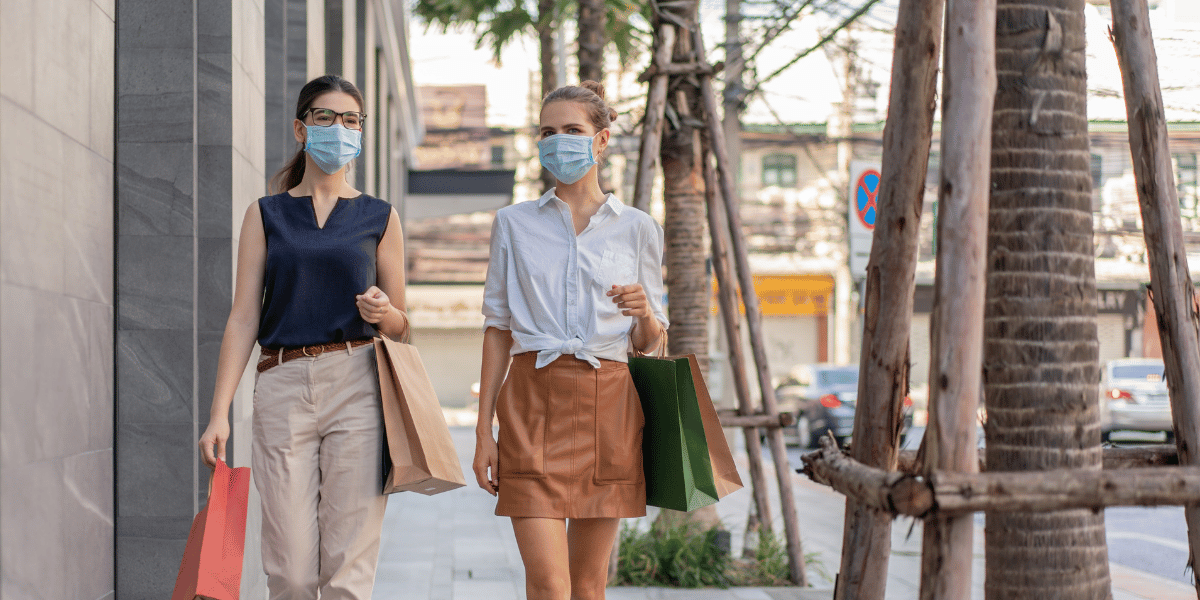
1099, 358, 1173, 442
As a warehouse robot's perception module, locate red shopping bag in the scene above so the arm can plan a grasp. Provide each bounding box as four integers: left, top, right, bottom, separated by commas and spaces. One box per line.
171, 458, 251, 600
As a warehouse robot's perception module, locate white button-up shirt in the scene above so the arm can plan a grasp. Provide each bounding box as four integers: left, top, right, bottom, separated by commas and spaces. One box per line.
482, 189, 670, 368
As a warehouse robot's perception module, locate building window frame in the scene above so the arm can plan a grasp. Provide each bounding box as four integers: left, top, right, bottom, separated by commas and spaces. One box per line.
762, 153, 798, 188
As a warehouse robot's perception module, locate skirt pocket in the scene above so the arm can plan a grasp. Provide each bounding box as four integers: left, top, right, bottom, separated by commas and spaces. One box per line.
496, 371, 547, 479
594, 366, 645, 485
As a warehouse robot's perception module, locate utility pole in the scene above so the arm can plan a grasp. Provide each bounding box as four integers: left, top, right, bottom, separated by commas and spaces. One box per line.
833, 28, 858, 365
723, 0, 743, 180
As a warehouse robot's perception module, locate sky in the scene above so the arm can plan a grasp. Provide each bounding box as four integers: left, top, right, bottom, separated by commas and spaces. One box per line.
405, 0, 1200, 130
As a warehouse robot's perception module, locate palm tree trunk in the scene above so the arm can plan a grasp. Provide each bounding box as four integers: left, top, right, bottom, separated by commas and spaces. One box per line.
984, 1, 1112, 598
577, 0, 606, 83
656, 0, 719, 529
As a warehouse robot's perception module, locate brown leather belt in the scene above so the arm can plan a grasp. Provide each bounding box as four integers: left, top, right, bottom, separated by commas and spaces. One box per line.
257, 338, 374, 373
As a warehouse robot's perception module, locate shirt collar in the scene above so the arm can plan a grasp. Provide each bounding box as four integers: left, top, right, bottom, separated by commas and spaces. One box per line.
536, 188, 625, 216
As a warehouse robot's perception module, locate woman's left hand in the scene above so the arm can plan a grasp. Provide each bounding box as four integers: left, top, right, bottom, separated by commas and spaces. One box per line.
607, 284, 652, 319
356, 286, 391, 323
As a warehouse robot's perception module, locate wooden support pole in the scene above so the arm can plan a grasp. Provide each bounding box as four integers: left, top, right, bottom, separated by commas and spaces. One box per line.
633, 24, 675, 213
805, 441, 1200, 515
638, 60, 722, 82
702, 144, 776, 551
835, 0, 943, 597
715, 410, 795, 429
691, 25, 807, 586
918, 0, 994, 597
895, 444, 1179, 473
934, 467, 1200, 513
1110, 1, 1200, 595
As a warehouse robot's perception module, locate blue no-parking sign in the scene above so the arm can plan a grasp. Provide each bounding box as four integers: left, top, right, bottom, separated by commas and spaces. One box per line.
848, 162, 881, 278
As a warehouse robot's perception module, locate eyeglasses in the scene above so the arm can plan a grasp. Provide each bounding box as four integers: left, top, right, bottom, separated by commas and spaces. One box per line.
304, 108, 366, 130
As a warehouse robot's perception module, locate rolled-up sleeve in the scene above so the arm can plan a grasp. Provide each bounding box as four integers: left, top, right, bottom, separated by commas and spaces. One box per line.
482, 215, 512, 331
639, 219, 670, 330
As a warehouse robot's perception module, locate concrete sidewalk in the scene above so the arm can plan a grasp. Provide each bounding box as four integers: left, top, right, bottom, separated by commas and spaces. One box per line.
372, 426, 1194, 600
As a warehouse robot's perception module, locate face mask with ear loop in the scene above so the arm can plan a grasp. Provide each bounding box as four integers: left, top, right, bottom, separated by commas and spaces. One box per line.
304, 124, 362, 175
538, 132, 603, 184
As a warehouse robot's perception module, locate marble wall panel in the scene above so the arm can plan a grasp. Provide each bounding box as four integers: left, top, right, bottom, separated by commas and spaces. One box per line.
265, 0, 291, 174
117, 143, 195, 237
306, 0, 326, 79
196, 329, 224, 434
66, 139, 116, 232
0, 459, 68, 600
287, 0, 310, 104
116, 422, 195, 518
93, 0, 114, 20
119, 0, 194, 49
91, 1, 116, 161
199, 145, 234, 238
0, 0, 35, 109
198, 237, 234, 332
117, 235, 194, 330
62, 450, 116, 600
116, 329, 195, 424
83, 300, 116, 451
0, 102, 66, 293
242, 0, 267, 93
116, 48, 196, 145
33, 0, 91, 145
0, 288, 91, 465
116, 526, 190, 600
198, 52, 234, 148
65, 216, 115, 306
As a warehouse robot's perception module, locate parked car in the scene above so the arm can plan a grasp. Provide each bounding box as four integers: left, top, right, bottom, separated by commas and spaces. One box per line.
775, 363, 914, 449
775, 364, 860, 448
1100, 358, 1172, 442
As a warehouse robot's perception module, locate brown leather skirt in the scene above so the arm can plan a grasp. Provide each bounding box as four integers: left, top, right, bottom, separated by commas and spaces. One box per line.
494, 352, 646, 518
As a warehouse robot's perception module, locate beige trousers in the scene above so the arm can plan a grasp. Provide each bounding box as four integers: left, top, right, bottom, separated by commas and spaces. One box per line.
252, 343, 388, 600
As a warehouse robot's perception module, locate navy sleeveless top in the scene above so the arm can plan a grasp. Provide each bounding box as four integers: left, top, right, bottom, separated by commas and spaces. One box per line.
257, 192, 392, 347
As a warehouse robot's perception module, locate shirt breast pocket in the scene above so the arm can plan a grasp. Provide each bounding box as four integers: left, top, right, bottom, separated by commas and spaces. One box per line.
598, 249, 638, 287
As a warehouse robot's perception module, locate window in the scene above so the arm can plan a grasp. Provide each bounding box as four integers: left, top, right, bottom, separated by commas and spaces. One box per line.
1091, 153, 1103, 191
762, 153, 798, 187
1175, 153, 1198, 215
491, 145, 505, 167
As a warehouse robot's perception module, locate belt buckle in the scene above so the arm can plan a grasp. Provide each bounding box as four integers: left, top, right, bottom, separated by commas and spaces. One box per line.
302, 345, 320, 357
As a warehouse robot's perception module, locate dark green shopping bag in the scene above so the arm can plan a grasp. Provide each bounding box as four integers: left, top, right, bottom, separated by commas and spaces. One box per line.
629, 354, 744, 512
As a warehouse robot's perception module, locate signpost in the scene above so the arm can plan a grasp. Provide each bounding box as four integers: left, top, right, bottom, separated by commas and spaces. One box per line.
848, 161, 882, 278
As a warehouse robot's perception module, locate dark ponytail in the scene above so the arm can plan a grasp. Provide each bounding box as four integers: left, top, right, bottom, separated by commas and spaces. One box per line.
270, 74, 366, 194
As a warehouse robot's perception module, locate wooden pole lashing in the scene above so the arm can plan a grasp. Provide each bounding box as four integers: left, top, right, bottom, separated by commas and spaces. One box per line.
1110, 1, 1200, 595
690, 24, 807, 586
835, 0, 944, 597
805, 440, 1200, 516
917, 0, 995, 597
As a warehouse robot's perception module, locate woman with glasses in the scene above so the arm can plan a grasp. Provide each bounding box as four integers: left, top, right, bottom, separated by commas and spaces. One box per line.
475, 81, 668, 600
198, 74, 406, 600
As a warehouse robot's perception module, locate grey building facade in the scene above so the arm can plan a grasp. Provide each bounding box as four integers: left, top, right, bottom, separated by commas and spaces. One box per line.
0, 0, 420, 598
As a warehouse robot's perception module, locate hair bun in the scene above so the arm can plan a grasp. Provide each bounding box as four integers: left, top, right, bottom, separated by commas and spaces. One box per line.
580, 80, 605, 100
607, 107, 619, 123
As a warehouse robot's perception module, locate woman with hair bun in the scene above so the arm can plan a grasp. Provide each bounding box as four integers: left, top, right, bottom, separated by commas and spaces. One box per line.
474, 81, 669, 600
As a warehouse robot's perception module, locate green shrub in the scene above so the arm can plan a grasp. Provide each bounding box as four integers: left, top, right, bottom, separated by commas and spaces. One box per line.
615, 520, 733, 588
614, 522, 820, 588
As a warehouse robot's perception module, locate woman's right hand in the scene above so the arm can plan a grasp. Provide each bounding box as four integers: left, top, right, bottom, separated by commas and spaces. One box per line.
473, 433, 499, 496
199, 418, 230, 468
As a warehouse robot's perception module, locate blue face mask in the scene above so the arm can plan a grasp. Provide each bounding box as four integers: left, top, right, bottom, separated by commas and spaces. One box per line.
538, 132, 602, 185
304, 124, 362, 174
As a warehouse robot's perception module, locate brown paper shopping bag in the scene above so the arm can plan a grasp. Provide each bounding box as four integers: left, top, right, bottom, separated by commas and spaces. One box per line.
375, 335, 467, 495
683, 354, 744, 499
